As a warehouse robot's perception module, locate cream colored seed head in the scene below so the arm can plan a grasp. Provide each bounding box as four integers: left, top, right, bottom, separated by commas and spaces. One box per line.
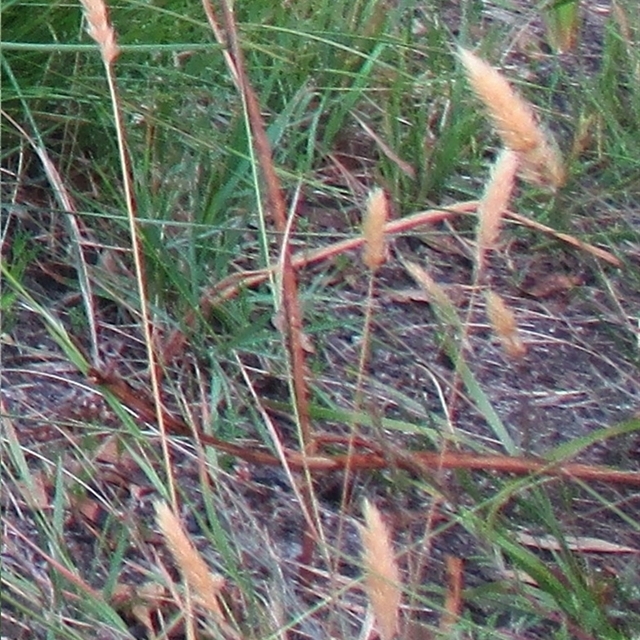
79, 0, 120, 64
458, 47, 565, 190
362, 188, 389, 272
485, 290, 527, 359
360, 499, 401, 640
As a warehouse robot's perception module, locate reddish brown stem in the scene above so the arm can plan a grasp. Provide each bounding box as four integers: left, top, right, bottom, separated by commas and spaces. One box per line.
90, 368, 640, 487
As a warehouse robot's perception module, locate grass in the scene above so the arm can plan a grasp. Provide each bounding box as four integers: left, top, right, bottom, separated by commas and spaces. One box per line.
2, 0, 640, 638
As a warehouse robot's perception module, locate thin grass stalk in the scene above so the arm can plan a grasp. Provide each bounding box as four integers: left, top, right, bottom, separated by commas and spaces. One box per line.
339, 186, 388, 509
272, 163, 320, 575
200, 0, 276, 300
335, 189, 389, 581
36, 150, 100, 364
200, 0, 240, 88
204, 0, 320, 576
78, 0, 177, 509
236, 355, 325, 548
5, 518, 104, 602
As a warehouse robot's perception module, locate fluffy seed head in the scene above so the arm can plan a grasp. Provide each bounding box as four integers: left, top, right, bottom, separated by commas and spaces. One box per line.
79, 0, 120, 64
476, 148, 519, 272
362, 188, 388, 272
155, 501, 226, 620
485, 290, 527, 359
458, 47, 565, 190
360, 499, 401, 640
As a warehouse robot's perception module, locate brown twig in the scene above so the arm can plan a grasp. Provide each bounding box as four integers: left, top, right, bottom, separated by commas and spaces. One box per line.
89, 368, 640, 487
189, 199, 620, 320
197, 202, 477, 311
209, 0, 318, 573
208, 0, 314, 457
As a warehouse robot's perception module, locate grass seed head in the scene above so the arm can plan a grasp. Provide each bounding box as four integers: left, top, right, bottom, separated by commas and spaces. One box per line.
79, 0, 119, 64
155, 501, 226, 621
458, 47, 565, 190
485, 290, 527, 359
516, 130, 566, 190
360, 499, 401, 640
477, 148, 519, 269
362, 188, 389, 272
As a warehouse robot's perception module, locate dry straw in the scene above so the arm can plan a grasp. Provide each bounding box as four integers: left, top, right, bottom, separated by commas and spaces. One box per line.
359, 499, 401, 640
79, 0, 179, 509
362, 188, 389, 272
458, 47, 565, 190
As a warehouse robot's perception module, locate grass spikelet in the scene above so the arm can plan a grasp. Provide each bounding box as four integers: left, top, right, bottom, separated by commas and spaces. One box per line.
476, 148, 519, 273
155, 501, 228, 624
402, 259, 461, 330
458, 47, 540, 153
517, 131, 565, 191
485, 290, 527, 359
458, 47, 565, 189
359, 499, 401, 640
78, 0, 119, 65
362, 188, 389, 272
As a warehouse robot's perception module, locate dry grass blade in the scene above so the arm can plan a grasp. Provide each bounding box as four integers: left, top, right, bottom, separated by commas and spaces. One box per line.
155, 502, 241, 639
458, 47, 565, 190
505, 209, 622, 267
353, 114, 416, 178
516, 533, 640, 554
362, 188, 389, 272
360, 499, 401, 640
476, 148, 519, 275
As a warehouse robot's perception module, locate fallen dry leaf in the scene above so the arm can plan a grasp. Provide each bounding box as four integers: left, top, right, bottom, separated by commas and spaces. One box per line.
516, 532, 639, 554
